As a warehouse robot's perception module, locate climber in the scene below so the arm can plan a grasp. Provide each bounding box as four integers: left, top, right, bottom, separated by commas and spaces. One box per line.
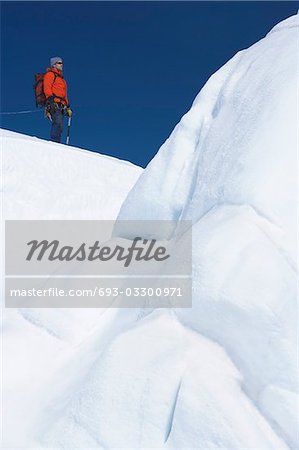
43, 57, 72, 143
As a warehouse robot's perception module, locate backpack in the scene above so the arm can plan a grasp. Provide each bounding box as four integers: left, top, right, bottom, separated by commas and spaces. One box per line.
33, 72, 57, 107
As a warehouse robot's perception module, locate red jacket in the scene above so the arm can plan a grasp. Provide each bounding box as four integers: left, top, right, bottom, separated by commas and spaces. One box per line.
43, 68, 69, 106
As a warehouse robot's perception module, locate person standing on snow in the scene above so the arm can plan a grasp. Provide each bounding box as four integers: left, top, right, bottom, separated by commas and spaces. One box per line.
44, 57, 72, 143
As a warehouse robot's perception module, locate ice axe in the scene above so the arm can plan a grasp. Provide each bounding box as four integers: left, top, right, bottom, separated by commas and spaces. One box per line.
66, 116, 72, 145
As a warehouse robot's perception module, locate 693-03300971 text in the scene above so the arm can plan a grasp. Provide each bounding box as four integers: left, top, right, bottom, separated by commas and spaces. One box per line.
8, 286, 184, 298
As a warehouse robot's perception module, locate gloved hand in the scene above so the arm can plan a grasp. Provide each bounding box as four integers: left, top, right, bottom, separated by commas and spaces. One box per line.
66, 107, 73, 117
44, 106, 52, 121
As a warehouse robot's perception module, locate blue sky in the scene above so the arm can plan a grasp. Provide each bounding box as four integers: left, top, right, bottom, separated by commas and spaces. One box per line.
1, 1, 297, 167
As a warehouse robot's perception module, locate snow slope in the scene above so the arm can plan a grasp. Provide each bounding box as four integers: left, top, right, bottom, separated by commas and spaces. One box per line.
1, 130, 142, 445
1, 128, 142, 342
1, 14, 298, 450
2, 128, 142, 220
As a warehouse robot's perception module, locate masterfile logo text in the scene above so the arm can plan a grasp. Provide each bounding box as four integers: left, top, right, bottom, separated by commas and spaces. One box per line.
5, 220, 192, 308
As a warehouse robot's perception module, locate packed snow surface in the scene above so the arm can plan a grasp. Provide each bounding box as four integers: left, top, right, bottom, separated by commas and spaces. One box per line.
1, 14, 298, 449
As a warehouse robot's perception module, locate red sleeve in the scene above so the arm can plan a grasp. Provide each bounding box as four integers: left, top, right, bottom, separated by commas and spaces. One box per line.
43, 72, 55, 99
65, 80, 69, 106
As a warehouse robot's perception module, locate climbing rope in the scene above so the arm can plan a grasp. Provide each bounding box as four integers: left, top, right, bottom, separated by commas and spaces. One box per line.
0, 109, 42, 115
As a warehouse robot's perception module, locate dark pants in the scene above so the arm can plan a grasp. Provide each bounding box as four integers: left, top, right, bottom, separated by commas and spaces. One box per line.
50, 108, 64, 143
